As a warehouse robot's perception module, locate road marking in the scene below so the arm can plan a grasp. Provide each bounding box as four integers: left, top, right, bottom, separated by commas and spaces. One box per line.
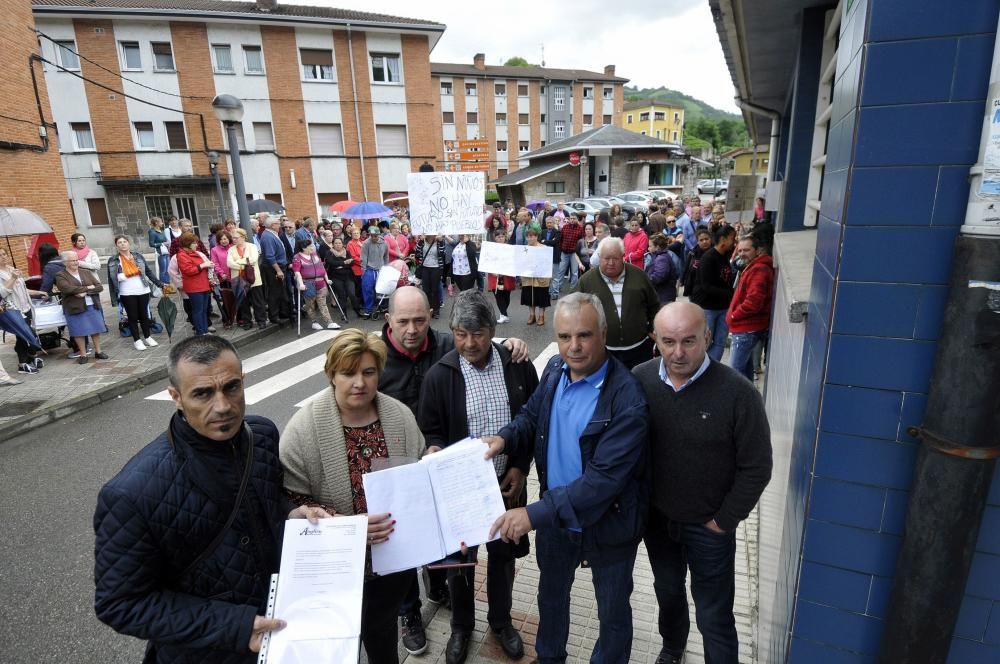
295, 388, 328, 409
244, 354, 329, 405
145, 330, 340, 400
533, 342, 559, 377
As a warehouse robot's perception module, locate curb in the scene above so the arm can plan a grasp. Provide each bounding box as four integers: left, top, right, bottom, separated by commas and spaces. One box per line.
0, 324, 282, 443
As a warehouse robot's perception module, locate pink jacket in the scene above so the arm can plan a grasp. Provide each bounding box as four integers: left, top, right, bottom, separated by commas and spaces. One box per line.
623, 230, 648, 268
210, 244, 231, 283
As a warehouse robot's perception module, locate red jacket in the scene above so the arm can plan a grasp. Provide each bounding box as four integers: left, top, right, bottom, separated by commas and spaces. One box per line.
726, 254, 775, 333
487, 273, 516, 292
623, 230, 648, 268
177, 249, 211, 293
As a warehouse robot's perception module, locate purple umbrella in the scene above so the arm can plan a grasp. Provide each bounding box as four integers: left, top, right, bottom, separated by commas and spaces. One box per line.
526, 200, 547, 212
343, 201, 392, 220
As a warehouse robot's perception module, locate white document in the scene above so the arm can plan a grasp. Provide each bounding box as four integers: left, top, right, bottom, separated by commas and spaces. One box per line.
479, 242, 554, 278
362, 438, 507, 575
407, 172, 486, 235
258, 516, 367, 664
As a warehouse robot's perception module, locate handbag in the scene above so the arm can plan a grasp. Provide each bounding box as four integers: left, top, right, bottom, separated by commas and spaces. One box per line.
242, 263, 256, 285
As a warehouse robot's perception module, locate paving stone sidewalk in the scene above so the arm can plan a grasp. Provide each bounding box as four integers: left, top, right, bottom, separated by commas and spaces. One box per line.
0, 291, 278, 440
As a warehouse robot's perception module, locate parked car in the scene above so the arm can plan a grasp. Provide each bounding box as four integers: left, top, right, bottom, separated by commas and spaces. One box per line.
564, 200, 604, 219
586, 197, 638, 221
647, 189, 675, 201
697, 178, 729, 195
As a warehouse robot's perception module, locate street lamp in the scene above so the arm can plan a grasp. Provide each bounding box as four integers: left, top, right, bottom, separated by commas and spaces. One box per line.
206, 151, 227, 222
211, 94, 251, 234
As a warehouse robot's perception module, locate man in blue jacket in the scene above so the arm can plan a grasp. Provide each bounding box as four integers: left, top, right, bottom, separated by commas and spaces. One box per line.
258, 216, 290, 324
93, 335, 327, 663
485, 292, 651, 664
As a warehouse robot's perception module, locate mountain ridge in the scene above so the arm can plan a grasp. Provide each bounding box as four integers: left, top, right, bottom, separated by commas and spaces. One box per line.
624, 86, 741, 123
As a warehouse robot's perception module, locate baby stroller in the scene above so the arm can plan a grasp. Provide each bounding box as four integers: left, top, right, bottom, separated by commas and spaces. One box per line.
373, 260, 410, 315
30, 298, 70, 351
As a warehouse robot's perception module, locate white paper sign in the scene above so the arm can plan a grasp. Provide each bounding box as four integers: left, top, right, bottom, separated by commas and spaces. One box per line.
479, 242, 553, 278
981, 97, 1000, 196
407, 172, 486, 235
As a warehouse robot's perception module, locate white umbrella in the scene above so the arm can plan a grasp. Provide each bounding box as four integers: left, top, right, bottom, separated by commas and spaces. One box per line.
0, 207, 53, 267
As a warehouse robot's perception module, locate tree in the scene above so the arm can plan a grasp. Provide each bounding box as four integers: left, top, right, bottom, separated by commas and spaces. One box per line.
504, 56, 531, 67
686, 117, 720, 149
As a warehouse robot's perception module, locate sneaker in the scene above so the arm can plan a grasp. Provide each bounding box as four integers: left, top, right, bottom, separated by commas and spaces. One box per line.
68, 350, 81, 359
17, 363, 38, 374
207, 326, 217, 333
311, 322, 323, 331
32, 357, 44, 369
426, 586, 450, 607
496, 315, 509, 324
400, 612, 428, 656
144, 337, 159, 347
327, 322, 341, 330
133, 340, 147, 351
94, 352, 109, 360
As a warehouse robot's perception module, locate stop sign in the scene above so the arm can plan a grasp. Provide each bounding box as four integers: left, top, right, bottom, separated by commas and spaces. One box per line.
569, 152, 580, 166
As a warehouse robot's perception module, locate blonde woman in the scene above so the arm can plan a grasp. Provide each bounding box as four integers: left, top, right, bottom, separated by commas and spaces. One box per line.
280, 330, 424, 664
227, 228, 267, 330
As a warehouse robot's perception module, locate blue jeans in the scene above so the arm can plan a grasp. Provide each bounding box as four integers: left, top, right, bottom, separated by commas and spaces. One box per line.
644, 509, 738, 664
729, 330, 767, 381
704, 309, 729, 362
553, 252, 578, 295
361, 268, 377, 313
535, 528, 638, 663
156, 253, 170, 284
188, 291, 210, 335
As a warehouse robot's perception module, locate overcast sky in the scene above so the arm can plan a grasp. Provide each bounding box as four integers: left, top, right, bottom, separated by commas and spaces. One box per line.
299, 0, 739, 113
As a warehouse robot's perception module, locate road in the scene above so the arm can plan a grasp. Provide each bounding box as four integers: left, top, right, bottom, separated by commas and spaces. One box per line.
0, 300, 560, 664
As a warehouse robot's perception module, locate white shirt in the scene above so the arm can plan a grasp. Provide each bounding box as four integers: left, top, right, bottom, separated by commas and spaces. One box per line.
599, 269, 625, 319
658, 354, 711, 392
451, 243, 470, 276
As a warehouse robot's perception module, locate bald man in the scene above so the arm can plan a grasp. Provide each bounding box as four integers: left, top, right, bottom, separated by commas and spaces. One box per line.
633, 302, 772, 664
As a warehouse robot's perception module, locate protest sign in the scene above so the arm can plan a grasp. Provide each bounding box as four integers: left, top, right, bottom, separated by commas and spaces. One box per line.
479, 242, 553, 278
407, 172, 486, 235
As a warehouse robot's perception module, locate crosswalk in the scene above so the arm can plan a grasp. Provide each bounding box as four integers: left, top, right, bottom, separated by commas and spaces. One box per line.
146, 332, 560, 408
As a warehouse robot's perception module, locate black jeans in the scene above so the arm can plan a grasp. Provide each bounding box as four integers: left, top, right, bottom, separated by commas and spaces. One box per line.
448, 540, 516, 634
361, 570, 412, 664
399, 566, 448, 616
644, 507, 738, 664
260, 262, 289, 321
119, 292, 152, 341
420, 266, 443, 312
238, 285, 267, 325
493, 289, 511, 316
329, 276, 359, 317
453, 273, 476, 292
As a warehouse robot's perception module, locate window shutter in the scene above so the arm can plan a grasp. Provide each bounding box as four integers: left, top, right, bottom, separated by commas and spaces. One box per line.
310, 124, 344, 155
376, 125, 407, 155
253, 122, 274, 150
300, 49, 333, 66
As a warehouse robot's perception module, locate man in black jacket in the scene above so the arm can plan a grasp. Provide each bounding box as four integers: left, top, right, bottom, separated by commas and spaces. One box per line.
378, 285, 529, 655
93, 335, 328, 663
419, 290, 540, 664
690, 225, 737, 362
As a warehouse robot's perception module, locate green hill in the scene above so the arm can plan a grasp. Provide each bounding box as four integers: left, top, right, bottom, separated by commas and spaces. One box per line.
624, 86, 741, 123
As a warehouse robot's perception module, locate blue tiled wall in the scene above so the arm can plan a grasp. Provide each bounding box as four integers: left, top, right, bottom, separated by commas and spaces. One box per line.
782, 0, 1000, 662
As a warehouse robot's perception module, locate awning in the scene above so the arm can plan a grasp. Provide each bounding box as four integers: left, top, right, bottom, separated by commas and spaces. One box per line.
490, 161, 568, 187
97, 175, 227, 187
691, 157, 713, 166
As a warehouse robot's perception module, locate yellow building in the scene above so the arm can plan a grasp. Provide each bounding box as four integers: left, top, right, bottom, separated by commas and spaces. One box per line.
621, 99, 684, 144
722, 145, 770, 175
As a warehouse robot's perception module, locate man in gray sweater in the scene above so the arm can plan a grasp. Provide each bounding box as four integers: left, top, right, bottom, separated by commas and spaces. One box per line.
633, 302, 772, 664
360, 226, 390, 317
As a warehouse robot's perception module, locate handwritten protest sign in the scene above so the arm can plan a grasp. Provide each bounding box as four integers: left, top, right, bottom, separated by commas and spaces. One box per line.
479, 242, 553, 278
407, 172, 486, 235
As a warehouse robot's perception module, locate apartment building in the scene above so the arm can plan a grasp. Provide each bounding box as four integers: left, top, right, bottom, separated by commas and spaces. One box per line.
30, 0, 444, 251
621, 99, 685, 144
431, 54, 628, 182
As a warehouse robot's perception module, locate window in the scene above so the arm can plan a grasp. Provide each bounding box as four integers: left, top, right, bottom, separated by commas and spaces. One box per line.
375, 125, 407, 155
465, 82, 477, 96
223, 122, 246, 150
554, 121, 565, 137
540, 113, 546, 123
309, 123, 344, 155
440, 81, 452, 95
86, 198, 109, 227
467, 111, 478, 124
540, 85, 546, 94
212, 44, 233, 73
583, 86, 593, 99
243, 45, 264, 74
603, 87, 613, 99
253, 122, 274, 150
145, 195, 173, 220
55, 40, 79, 70
134, 122, 155, 149
495, 113, 507, 126
497, 140, 507, 152
442, 111, 455, 124
120, 41, 141, 70
518, 113, 529, 125
497, 169, 507, 177
300, 49, 334, 81
640, 130, 646, 135
674, 112, 680, 122
370, 53, 401, 83
654, 112, 665, 121
165, 121, 187, 150
627, 114, 633, 124
553, 87, 566, 108
70, 122, 94, 151
603, 114, 612, 125
541, 140, 546, 147
518, 84, 528, 96
656, 130, 661, 139
545, 181, 566, 194
583, 114, 593, 125
672, 131, 678, 142
518, 140, 529, 153
151, 42, 175, 71
495, 83, 506, 96
640, 112, 650, 121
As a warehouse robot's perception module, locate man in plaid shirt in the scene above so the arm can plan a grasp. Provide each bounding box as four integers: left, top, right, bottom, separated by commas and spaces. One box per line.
553, 211, 585, 297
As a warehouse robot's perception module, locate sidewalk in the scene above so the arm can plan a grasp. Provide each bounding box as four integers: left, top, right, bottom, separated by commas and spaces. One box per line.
401, 481, 760, 663
0, 292, 278, 441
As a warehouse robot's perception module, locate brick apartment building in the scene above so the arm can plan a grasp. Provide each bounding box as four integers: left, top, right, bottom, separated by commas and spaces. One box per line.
0, 0, 76, 267
430, 54, 628, 183
27, 0, 444, 252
